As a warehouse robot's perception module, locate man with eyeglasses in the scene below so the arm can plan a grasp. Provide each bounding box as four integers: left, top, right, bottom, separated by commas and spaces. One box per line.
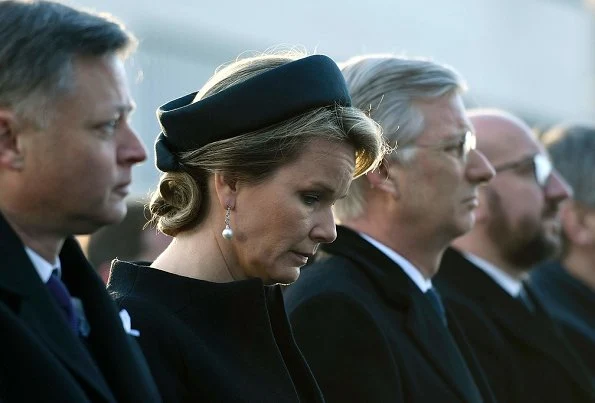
531, 125, 595, 379
435, 109, 595, 403
285, 55, 497, 402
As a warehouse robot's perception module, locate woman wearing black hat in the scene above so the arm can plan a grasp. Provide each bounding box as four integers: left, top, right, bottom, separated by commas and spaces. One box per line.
107, 51, 385, 402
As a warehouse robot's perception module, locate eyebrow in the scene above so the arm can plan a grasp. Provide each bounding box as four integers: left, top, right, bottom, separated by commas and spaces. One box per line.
308, 181, 348, 198
436, 131, 469, 145
309, 182, 336, 193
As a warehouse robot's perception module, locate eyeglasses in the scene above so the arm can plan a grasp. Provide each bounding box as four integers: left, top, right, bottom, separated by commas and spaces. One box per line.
399, 130, 477, 163
492, 153, 553, 188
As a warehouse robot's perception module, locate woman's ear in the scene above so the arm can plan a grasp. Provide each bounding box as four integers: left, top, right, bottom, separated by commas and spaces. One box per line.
213, 171, 237, 209
366, 160, 400, 199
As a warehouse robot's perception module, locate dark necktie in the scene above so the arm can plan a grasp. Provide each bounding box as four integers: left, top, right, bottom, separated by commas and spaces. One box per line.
426, 287, 448, 326
46, 270, 79, 333
517, 285, 536, 313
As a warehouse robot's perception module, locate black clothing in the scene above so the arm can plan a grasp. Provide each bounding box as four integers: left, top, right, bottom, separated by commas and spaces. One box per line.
436, 247, 595, 403
0, 213, 161, 402
107, 260, 324, 403
531, 260, 595, 376
284, 226, 495, 403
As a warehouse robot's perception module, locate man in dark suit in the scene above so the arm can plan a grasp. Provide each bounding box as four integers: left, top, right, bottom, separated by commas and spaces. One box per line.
435, 109, 595, 402
284, 54, 496, 402
0, 1, 161, 401
531, 125, 595, 377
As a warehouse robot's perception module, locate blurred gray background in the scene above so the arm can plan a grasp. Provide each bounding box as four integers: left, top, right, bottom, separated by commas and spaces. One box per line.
68, 0, 595, 197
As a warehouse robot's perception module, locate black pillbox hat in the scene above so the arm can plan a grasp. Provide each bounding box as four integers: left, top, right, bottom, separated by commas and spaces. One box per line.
155, 54, 352, 172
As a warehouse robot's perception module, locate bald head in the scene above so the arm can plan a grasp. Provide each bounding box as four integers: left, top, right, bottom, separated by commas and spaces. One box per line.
453, 108, 572, 274
468, 109, 539, 165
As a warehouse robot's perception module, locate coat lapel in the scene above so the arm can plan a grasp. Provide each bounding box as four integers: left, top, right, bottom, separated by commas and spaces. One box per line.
322, 227, 484, 403
439, 248, 594, 396
0, 214, 115, 402
60, 238, 161, 402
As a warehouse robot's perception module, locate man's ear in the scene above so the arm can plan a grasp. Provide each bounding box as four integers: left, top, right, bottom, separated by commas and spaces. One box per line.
366, 160, 400, 199
0, 109, 24, 170
213, 171, 237, 210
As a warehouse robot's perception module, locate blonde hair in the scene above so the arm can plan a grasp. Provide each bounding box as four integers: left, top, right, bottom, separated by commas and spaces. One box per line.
150, 51, 386, 236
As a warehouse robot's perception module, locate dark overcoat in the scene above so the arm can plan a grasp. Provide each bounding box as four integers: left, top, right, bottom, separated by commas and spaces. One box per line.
0, 213, 161, 402
531, 260, 595, 377
435, 247, 595, 403
107, 260, 325, 403
284, 226, 496, 403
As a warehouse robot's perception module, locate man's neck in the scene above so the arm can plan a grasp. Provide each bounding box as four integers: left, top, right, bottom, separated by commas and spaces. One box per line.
152, 228, 239, 283
2, 213, 63, 262
452, 236, 528, 281
563, 251, 595, 292
344, 220, 445, 279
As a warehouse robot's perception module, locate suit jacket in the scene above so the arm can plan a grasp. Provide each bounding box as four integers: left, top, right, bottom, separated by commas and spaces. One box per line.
284, 226, 495, 403
436, 247, 595, 403
531, 260, 595, 377
0, 213, 161, 402
107, 260, 325, 403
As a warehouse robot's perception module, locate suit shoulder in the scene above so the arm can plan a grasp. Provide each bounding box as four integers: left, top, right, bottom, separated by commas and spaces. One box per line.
287, 274, 403, 401
285, 254, 372, 302
114, 293, 182, 335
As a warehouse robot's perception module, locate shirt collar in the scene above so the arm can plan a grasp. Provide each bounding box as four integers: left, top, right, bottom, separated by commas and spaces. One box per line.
24, 246, 61, 283
463, 252, 525, 297
359, 232, 433, 293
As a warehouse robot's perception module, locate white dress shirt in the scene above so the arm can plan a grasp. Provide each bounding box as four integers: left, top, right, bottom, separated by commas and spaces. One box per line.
360, 233, 433, 293
463, 252, 526, 298
25, 246, 61, 282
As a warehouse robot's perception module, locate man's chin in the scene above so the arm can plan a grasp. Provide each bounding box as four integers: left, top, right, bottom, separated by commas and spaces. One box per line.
80, 205, 127, 234
104, 203, 128, 224
512, 233, 561, 268
453, 214, 476, 239
542, 220, 561, 238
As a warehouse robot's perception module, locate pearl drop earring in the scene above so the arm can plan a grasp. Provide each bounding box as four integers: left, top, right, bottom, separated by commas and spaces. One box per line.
221, 206, 233, 240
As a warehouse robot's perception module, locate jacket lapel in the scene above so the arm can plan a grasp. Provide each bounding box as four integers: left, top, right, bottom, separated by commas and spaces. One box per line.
322, 227, 483, 403
61, 238, 161, 402
0, 214, 115, 402
440, 248, 594, 396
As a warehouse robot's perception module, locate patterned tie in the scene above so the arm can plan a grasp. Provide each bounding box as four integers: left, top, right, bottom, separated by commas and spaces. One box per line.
426, 287, 448, 327
46, 270, 78, 333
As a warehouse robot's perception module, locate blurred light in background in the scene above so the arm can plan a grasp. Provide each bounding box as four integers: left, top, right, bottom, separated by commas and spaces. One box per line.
70, 0, 595, 197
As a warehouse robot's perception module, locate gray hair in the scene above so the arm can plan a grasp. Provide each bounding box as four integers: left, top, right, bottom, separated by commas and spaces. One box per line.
335, 54, 466, 221
541, 125, 595, 256
0, 0, 136, 127
542, 125, 595, 208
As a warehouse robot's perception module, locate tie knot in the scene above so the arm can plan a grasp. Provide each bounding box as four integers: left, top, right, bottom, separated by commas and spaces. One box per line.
517, 285, 536, 313
425, 287, 448, 327
46, 271, 78, 333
